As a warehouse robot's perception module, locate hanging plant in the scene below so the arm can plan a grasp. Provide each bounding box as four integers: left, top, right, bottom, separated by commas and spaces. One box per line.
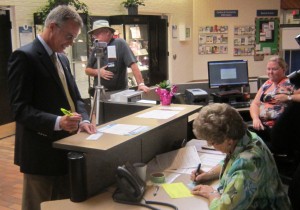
36, 0, 89, 24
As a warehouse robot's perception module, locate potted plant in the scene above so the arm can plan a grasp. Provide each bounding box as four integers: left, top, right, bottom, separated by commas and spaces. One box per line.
35, 0, 89, 24
120, 0, 145, 15
155, 80, 177, 106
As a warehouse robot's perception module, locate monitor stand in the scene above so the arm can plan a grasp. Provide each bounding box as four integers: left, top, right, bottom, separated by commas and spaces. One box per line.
211, 87, 243, 103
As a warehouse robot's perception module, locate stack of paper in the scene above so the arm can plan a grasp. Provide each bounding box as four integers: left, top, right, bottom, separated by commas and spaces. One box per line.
156, 146, 201, 170
186, 139, 224, 155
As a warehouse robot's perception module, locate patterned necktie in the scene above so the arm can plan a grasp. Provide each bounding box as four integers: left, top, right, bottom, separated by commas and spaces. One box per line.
51, 53, 76, 113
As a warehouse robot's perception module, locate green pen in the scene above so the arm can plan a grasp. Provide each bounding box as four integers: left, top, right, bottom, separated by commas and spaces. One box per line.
60, 108, 74, 116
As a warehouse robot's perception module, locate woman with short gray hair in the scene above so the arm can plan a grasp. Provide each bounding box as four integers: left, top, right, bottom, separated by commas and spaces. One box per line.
191, 103, 291, 209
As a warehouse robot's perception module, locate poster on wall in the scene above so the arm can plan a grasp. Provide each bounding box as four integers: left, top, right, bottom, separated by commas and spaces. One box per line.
19, 25, 34, 46
255, 17, 279, 55
233, 25, 255, 56
198, 25, 228, 55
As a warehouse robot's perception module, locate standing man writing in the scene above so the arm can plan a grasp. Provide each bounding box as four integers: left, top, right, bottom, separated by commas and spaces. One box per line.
7, 5, 96, 210
85, 20, 149, 98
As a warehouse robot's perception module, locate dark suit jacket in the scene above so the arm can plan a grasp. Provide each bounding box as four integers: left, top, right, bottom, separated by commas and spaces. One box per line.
7, 38, 89, 176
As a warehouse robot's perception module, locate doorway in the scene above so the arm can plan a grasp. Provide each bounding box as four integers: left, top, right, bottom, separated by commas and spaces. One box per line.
0, 8, 13, 125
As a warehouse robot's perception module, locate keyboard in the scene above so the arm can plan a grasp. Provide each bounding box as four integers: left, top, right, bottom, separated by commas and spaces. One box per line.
229, 101, 251, 108
217, 89, 241, 96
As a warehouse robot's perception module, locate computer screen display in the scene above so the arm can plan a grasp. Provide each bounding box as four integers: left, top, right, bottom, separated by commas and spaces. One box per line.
208, 60, 249, 90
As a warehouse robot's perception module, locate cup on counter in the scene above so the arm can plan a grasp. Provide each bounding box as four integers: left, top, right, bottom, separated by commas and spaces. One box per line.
133, 162, 147, 181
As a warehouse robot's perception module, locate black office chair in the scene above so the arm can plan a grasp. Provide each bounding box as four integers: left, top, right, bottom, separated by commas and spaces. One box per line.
247, 121, 295, 185
247, 123, 272, 145
271, 102, 300, 186
288, 163, 300, 210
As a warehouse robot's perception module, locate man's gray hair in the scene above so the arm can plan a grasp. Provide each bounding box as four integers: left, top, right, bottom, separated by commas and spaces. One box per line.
44, 5, 83, 28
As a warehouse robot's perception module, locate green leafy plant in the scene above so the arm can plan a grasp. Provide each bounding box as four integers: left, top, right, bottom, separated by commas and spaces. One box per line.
36, 0, 89, 23
157, 80, 172, 91
120, 0, 145, 8
155, 80, 177, 103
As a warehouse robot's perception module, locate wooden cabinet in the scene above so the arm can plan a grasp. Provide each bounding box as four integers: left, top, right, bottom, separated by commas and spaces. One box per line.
281, 0, 300, 9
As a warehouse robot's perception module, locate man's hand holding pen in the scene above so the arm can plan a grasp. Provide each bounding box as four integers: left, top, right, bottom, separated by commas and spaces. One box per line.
60, 108, 96, 134
60, 112, 82, 133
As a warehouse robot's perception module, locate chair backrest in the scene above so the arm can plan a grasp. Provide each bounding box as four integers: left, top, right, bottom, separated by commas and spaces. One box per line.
288, 163, 300, 210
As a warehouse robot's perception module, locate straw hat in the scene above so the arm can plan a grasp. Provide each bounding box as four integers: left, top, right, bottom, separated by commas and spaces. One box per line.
88, 20, 115, 34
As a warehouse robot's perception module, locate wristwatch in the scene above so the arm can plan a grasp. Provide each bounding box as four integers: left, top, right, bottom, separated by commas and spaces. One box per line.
287, 95, 293, 101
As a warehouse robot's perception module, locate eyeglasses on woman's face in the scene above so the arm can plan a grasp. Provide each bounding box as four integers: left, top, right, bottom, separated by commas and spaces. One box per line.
267, 66, 282, 72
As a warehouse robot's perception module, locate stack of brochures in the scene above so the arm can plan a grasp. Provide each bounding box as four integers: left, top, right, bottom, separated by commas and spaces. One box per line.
150, 140, 225, 176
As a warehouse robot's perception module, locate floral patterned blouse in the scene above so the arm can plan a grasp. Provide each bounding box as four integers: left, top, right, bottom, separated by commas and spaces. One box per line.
258, 78, 294, 127
210, 131, 291, 210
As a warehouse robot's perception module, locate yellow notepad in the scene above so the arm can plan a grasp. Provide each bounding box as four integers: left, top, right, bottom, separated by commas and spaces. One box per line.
162, 182, 193, 198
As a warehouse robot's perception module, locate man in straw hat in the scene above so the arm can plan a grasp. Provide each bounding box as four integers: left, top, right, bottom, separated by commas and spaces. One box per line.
85, 20, 149, 98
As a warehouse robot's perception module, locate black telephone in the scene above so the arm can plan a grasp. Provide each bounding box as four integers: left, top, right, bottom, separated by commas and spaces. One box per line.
113, 162, 145, 202
113, 162, 179, 210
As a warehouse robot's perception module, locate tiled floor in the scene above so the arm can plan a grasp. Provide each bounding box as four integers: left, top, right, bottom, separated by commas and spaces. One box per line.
0, 135, 22, 210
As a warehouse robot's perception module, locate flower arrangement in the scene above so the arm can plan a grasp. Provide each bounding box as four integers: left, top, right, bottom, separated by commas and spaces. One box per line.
120, 0, 145, 8
155, 80, 177, 106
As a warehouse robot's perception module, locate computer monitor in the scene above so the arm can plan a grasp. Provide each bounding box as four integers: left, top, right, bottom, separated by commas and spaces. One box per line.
208, 60, 249, 91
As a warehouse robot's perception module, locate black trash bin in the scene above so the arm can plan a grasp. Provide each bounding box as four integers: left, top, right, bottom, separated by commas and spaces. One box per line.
68, 151, 87, 202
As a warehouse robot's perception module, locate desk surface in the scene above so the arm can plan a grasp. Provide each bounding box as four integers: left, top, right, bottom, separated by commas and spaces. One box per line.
53, 104, 201, 152
41, 174, 211, 210
42, 142, 224, 210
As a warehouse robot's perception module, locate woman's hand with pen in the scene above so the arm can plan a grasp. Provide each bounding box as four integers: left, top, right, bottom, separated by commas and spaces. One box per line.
191, 163, 201, 183
190, 168, 206, 183
191, 164, 221, 183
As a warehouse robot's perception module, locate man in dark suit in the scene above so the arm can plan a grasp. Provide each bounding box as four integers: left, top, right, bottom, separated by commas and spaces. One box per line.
7, 5, 96, 210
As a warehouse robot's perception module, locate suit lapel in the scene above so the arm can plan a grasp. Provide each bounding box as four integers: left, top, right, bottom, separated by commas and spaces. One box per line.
34, 39, 64, 90
34, 39, 77, 108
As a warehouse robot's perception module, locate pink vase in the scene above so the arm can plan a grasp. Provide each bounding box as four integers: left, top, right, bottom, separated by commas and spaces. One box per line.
160, 94, 172, 106
156, 88, 172, 106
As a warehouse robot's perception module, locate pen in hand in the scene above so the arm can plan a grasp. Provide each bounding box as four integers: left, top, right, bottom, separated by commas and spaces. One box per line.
194, 163, 201, 183
60, 108, 74, 116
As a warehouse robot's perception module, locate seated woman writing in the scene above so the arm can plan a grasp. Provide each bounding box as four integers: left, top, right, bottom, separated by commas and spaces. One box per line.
249, 56, 295, 144
190, 103, 291, 209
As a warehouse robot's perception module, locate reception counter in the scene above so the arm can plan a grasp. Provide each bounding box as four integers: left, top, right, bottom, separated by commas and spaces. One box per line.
53, 104, 202, 197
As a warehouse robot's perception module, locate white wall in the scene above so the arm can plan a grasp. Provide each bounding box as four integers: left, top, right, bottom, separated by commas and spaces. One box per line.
1, 0, 194, 84
192, 0, 281, 82
1, 0, 281, 85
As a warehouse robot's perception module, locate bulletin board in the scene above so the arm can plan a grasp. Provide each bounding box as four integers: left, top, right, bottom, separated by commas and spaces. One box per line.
255, 17, 279, 55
